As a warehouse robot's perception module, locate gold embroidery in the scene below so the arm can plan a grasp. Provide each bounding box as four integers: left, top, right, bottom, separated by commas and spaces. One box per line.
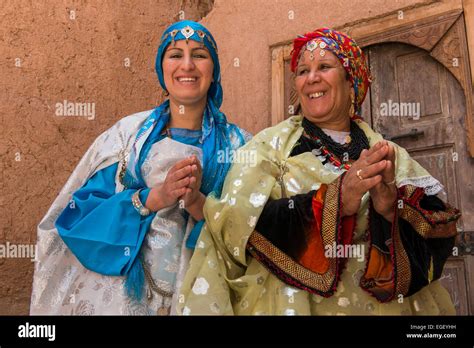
392, 212, 411, 297
399, 204, 458, 238
398, 185, 460, 239
247, 175, 344, 294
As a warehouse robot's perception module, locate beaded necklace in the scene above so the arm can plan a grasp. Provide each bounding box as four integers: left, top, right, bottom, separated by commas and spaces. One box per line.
302, 117, 370, 171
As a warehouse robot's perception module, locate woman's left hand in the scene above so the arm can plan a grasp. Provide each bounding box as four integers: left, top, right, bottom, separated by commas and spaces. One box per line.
181, 155, 205, 220
369, 140, 398, 222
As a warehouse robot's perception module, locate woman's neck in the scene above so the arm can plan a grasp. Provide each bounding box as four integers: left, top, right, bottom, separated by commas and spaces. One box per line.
168, 97, 206, 130
312, 117, 351, 132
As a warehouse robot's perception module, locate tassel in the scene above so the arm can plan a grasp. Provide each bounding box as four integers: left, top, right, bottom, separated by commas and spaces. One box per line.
124, 256, 145, 302
186, 220, 205, 249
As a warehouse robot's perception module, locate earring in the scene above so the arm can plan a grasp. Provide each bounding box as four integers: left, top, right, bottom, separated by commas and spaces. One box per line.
349, 90, 355, 117
163, 89, 169, 97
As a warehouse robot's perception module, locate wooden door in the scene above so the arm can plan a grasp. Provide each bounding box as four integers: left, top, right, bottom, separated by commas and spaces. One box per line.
365, 42, 474, 315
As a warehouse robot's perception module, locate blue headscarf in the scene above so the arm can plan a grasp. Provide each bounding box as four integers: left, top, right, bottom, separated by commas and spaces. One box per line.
122, 20, 245, 301
156, 20, 223, 109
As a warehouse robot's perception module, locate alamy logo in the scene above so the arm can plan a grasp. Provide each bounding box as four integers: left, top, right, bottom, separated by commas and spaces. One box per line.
380, 99, 420, 120
55, 99, 95, 120
0, 242, 36, 261
324, 242, 365, 262
217, 148, 257, 167
18, 322, 56, 341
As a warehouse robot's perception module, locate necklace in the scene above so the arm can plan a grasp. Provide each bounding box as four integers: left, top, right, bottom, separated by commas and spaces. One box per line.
142, 259, 174, 315
302, 117, 370, 171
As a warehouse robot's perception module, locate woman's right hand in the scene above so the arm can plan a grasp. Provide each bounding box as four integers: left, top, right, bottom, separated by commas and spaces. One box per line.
145, 156, 196, 212
341, 141, 390, 217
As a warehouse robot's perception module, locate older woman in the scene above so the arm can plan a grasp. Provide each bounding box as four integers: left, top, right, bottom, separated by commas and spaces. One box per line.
30, 20, 251, 315
177, 28, 461, 315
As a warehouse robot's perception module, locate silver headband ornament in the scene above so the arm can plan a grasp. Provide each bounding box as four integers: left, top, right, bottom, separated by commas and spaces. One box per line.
162, 25, 218, 52
305, 40, 327, 60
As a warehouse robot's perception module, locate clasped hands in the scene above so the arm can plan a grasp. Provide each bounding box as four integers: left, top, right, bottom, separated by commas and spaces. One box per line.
144, 142, 397, 222
145, 155, 205, 220
341, 140, 398, 222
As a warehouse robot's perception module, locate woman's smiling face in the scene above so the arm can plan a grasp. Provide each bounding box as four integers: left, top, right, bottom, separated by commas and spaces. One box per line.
162, 39, 214, 106
295, 47, 352, 128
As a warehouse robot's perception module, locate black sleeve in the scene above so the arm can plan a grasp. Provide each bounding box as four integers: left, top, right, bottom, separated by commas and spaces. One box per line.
255, 190, 316, 260
399, 195, 455, 296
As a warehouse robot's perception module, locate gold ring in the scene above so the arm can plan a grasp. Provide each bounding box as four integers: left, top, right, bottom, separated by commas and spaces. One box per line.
356, 169, 363, 180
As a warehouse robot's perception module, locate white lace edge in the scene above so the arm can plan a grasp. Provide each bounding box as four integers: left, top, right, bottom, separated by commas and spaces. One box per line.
397, 176, 445, 196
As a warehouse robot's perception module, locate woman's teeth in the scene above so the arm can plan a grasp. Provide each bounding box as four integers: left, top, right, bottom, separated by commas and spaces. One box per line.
177, 77, 197, 82
309, 92, 324, 99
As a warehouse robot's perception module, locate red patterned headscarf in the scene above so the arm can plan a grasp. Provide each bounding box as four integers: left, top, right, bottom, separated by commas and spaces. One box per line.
291, 28, 372, 119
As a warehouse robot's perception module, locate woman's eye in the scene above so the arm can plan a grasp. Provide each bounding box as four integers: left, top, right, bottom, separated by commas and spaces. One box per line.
320, 65, 331, 70
297, 69, 308, 75
193, 54, 208, 59
169, 54, 182, 59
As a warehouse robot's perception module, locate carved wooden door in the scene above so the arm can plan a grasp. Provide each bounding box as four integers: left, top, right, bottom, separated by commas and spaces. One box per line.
364, 42, 473, 315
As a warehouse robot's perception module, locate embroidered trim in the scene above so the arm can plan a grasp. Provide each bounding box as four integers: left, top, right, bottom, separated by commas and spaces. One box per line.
398, 185, 461, 238
247, 174, 352, 296
399, 204, 459, 238
392, 210, 412, 298
247, 234, 335, 297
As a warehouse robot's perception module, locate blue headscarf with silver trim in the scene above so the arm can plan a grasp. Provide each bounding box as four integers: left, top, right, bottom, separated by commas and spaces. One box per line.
156, 20, 223, 109
122, 20, 245, 301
